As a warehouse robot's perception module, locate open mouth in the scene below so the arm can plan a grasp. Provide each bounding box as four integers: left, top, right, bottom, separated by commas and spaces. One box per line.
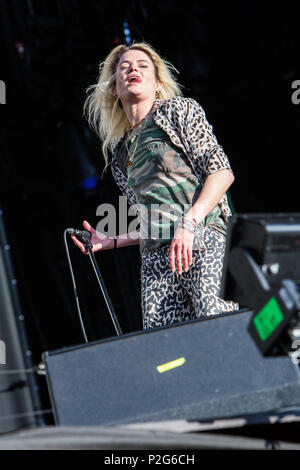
129, 76, 142, 83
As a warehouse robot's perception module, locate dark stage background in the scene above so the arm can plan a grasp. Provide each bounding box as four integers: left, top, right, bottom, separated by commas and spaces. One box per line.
0, 1, 299, 423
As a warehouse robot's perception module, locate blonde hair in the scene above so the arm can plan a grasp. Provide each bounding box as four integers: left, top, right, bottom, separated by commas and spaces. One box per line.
83, 42, 183, 171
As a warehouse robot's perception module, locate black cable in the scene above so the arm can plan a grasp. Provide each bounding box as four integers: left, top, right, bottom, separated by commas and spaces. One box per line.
63, 229, 88, 343
0, 380, 27, 394
86, 246, 123, 336
64, 228, 123, 337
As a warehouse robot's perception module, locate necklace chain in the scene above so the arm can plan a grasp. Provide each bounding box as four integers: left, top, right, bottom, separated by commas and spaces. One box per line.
126, 102, 156, 168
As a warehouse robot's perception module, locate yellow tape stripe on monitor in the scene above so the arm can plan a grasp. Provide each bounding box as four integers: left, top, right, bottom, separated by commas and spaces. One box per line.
156, 357, 186, 373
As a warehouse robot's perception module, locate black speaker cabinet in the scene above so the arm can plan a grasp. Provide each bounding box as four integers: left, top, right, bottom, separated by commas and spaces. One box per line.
43, 309, 300, 426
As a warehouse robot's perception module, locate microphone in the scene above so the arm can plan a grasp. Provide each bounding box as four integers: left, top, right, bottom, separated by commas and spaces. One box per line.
66, 228, 92, 243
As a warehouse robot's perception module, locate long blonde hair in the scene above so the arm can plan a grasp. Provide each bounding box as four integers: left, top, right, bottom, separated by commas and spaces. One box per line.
83, 42, 183, 171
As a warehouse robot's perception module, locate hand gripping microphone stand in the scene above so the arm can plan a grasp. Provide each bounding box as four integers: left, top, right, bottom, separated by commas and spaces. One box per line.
64, 228, 123, 341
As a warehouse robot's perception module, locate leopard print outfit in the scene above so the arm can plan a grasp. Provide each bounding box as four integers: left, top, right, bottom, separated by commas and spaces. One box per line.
141, 226, 238, 329
110, 97, 239, 329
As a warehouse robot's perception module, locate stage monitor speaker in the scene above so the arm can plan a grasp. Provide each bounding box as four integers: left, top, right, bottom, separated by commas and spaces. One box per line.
43, 309, 300, 426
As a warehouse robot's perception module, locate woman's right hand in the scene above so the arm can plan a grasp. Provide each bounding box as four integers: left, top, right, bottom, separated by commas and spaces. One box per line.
71, 220, 114, 254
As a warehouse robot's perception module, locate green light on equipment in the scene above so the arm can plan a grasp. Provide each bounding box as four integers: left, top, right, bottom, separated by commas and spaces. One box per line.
253, 297, 284, 341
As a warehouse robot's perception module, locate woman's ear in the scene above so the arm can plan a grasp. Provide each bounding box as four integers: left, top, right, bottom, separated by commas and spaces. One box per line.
156, 82, 162, 97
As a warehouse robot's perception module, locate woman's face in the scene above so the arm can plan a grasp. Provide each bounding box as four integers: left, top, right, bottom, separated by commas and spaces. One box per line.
114, 49, 159, 104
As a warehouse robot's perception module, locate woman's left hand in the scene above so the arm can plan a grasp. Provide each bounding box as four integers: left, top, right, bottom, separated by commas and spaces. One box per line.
169, 226, 195, 274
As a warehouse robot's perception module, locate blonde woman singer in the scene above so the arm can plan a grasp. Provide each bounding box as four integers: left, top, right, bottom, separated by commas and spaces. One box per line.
72, 42, 238, 330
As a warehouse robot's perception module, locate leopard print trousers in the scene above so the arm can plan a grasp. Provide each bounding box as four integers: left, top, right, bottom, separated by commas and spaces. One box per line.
140, 226, 239, 330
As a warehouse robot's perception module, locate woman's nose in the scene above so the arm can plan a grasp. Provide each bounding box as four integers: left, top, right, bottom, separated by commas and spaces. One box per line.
129, 62, 139, 72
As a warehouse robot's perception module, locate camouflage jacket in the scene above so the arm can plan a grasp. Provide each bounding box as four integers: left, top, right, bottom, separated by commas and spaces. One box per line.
110, 96, 233, 222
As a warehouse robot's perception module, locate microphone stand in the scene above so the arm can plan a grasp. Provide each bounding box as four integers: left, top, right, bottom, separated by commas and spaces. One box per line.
83, 236, 123, 337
